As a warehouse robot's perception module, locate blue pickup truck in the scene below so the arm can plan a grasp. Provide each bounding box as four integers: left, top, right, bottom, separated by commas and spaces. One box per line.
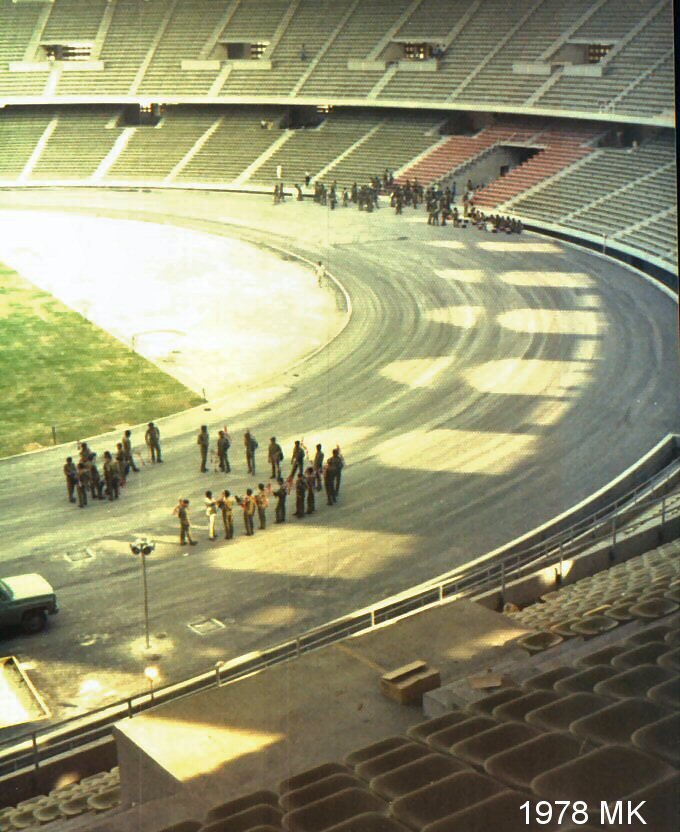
0, 574, 59, 634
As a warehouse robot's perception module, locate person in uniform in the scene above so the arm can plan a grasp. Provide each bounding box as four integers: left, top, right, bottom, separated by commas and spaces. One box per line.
273, 477, 287, 523
239, 488, 256, 535
173, 498, 196, 545
316, 261, 327, 287
219, 490, 235, 539
324, 459, 336, 505
75, 462, 89, 508
313, 444, 324, 490
197, 425, 209, 473
217, 430, 231, 473
204, 490, 218, 540
268, 437, 283, 479
102, 451, 120, 500
122, 429, 139, 473
87, 453, 104, 500
115, 443, 128, 485
244, 430, 258, 474
145, 422, 162, 463
64, 457, 78, 503
291, 440, 305, 478
305, 467, 316, 514
294, 472, 307, 517
255, 483, 269, 530
329, 446, 344, 498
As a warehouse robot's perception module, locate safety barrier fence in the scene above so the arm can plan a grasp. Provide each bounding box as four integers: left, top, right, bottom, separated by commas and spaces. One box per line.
1, 441, 679, 778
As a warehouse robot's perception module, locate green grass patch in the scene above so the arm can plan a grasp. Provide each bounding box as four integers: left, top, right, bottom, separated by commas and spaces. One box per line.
0, 263, 203, 457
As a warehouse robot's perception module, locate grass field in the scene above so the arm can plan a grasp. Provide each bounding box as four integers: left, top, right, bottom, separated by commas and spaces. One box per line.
0, 262, 203, 458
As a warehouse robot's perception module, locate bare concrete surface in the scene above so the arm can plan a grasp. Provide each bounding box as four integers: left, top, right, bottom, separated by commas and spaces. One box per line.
91, 599, 528, 831
0, 189, 678, 733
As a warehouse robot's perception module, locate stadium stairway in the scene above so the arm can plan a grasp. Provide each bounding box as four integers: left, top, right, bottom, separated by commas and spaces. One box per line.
472, 127, 599, 210
396, 122, 544, 187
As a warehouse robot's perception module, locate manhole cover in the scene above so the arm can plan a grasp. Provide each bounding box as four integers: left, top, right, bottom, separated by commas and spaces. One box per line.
64, 548, 96, 563
188, 618, 226, 636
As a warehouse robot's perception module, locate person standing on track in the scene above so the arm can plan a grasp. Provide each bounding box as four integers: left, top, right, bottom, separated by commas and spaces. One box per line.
255, 483, 269, 530
315, 261, 327, 287
305, 467, 316, 514
204, 490, 218, 540
244, 430, 258, 475
197, 425, 210, 473
217, 429, 231, 473
64, 457, 78, 503
291, 440, 306, 478
75, 462, 89, 508
145, 422, 162, 463
268, 436, 283, 479
239, 488, 257, 536
313, 444, 324, 491
294, 472, 307, 517
273, 477, 287, 523
173, 498, 197, 546
122, 429, 139, 473
219, 490, 235, 539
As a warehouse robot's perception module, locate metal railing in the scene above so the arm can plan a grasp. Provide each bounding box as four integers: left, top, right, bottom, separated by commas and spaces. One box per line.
1, 457, 679, 778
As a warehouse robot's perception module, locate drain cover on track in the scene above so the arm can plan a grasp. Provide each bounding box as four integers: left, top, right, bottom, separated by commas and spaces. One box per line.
64, 548, 96, 563
188, 618, 226, 636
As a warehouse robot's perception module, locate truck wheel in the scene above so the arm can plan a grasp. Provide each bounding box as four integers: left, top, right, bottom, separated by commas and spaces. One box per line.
22, 610, 46, 634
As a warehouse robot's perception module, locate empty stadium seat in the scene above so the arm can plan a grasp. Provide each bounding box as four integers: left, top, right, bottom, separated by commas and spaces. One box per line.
344, 738, 410, 769
522, 667, 575, 691
524, 692, 609, 732
279, 764, 350, 796
205, 791, 280, 823
282, 788, 386, 831
531, 745, 675, 805
419, 790, 560, 832
484, 732, 583, 791
281, 774, 365, 812
156, 821, 202, 832
611, 642, 670, 669
570, 697, 668, 745
203, 805, 283, 832
594, 664, 674, 699
467, 688, 525, 715
647, 676, 680, 709
607, 773, 680, 832
426, 716, 497, 752
324, 814, 409, 832
370, 754, 467, 801
492, 690, 559, 722
632, 713, 680, 765
355, 743, 431, 780
390, 771, 504, 829
407, 709, 470, 743
449, 722, 540, 767
553, 665, 617, 695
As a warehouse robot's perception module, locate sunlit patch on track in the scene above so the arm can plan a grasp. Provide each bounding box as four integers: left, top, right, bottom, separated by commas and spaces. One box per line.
426, 240, 467, 249
372, 428, 536, 475
500, 270, 594, 288
425, 306, 483, 328
434, 268, 485, 283
204, 528, 420, 580
497, 308, 605, 335
477, 241, 562, 253
463, 358, 593, 396
380, 357, 455, 389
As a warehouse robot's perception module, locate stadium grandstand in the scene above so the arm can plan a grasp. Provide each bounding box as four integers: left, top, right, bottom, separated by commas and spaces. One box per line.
0, 0, 678, 831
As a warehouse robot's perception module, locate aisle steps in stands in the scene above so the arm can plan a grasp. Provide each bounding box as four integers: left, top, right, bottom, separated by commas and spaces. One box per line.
472, 130, 597, 209
396, 123, 542, 186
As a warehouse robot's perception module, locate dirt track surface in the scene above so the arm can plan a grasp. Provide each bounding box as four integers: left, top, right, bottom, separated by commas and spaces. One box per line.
0, 189, 678, 729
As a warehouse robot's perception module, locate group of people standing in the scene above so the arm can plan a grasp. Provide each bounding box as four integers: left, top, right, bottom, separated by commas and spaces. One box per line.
174, 432, 345, 545
62, 423, 163, 508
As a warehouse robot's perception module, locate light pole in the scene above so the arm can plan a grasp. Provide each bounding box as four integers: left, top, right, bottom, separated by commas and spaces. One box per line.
144, 665, 159, 701
130, 537, 156, 649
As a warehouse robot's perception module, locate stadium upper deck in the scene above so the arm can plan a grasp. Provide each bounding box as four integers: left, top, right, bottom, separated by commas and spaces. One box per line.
0, 0, 674, 126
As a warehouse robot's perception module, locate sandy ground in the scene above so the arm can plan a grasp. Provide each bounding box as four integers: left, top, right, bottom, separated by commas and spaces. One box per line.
0, 209, 343, 399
